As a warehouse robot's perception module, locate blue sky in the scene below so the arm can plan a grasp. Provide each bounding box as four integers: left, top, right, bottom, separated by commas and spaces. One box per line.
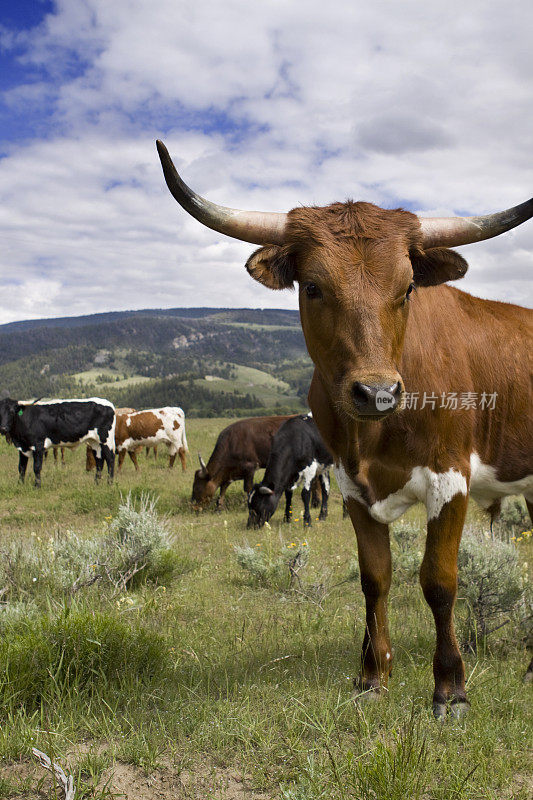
0, 0, 532, 323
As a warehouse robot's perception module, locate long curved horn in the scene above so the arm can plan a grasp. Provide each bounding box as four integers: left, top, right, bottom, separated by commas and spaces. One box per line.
198, 453, 207, 472
419, 198, 533, 249
156, 140, 287, 245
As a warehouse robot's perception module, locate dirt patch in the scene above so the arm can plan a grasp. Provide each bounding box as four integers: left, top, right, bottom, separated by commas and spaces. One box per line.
113, 761, 272, 800
1, 755, 274, 800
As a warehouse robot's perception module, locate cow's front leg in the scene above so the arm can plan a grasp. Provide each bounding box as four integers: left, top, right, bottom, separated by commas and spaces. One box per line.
243, 469, 254, 496
94, 452, 104, 483
102, 445, 115, 484
283, 489, 293, 522
18, 452, 28, 483
168, 446, 177, 469
347, 498, 392, 694
215, 481, 230, 512
420, 492, 469, 719
128, 450, 140, 471
117, 449, 126, 473
32, 447, 44, 488
301, 486, 312, 526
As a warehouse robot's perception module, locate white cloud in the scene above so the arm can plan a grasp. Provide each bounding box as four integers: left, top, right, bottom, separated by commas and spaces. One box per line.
0, 0, 531, 324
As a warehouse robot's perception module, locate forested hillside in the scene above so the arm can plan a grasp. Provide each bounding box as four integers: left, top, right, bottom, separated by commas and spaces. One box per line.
0, 308, 313, 417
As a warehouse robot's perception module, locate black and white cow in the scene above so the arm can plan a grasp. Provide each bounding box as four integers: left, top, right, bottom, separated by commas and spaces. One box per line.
0, 397, 115, 487
247, 413, 332, 528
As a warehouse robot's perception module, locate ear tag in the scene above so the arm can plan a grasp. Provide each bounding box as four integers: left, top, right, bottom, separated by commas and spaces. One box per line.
18, 409, 23, 416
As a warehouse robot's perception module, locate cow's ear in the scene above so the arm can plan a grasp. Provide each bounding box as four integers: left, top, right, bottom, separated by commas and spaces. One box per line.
245, 245, 295, 290
410, 247, 468, 287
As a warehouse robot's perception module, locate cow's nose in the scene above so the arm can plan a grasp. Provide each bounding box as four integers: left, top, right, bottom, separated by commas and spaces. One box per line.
351, 381, 402, 417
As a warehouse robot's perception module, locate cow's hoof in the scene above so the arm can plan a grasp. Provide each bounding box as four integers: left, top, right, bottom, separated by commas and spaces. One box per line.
432, 699, 470, 720
318, 513, 328, 521
449, 700, 470, 720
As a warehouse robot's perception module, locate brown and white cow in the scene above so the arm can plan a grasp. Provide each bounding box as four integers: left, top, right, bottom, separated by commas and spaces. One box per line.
116, 407, 188, 472
157, 140, 533, 717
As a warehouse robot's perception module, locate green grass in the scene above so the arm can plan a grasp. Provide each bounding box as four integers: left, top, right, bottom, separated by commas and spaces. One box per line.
72, 368, 152, 390
193, 363, 299, 406
0, 422, 531, 799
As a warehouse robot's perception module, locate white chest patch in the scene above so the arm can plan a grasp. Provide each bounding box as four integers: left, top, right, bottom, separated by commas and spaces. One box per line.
291, 460, 329, 491
334, 463, 468, 523
470, 453, 533, 507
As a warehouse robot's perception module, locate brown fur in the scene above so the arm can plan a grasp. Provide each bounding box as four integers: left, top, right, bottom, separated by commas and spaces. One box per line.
115, 411, 163, 445
244, 200, 533, 711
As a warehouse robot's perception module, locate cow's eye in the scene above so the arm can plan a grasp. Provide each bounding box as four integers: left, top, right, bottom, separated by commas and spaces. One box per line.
304, 282, 322, 299
403, 283, 415, 304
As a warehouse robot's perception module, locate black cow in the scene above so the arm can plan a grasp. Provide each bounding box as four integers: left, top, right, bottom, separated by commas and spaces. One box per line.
247, 414, 332, 528
0, 397, 115, 487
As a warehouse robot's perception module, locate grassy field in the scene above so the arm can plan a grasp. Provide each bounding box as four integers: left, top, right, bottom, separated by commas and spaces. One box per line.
72, 368, 152, 391
194, 365, 298, 407
71, 362, 303, 411
0, 419, 531, 800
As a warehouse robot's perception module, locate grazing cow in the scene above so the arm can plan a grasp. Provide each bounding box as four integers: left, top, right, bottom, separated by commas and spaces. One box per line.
157, 140, 533, 716
247, 414, 332, 528
116, 407, 188, 472
192, 415, 293, 510
0, 397, 115, 486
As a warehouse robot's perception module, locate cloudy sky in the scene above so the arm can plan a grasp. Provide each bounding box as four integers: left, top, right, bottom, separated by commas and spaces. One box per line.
0, 0, 531, 324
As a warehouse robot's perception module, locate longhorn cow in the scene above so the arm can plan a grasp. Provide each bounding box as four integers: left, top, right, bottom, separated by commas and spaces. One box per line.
156, 139, 533, 718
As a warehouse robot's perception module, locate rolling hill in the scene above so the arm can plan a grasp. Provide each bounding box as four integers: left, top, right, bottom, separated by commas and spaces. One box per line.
0, 307, 313, 417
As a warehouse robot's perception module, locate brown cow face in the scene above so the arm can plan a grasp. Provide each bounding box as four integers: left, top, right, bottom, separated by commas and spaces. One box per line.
246, 202, 468, 422
191, 468, 217, 509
